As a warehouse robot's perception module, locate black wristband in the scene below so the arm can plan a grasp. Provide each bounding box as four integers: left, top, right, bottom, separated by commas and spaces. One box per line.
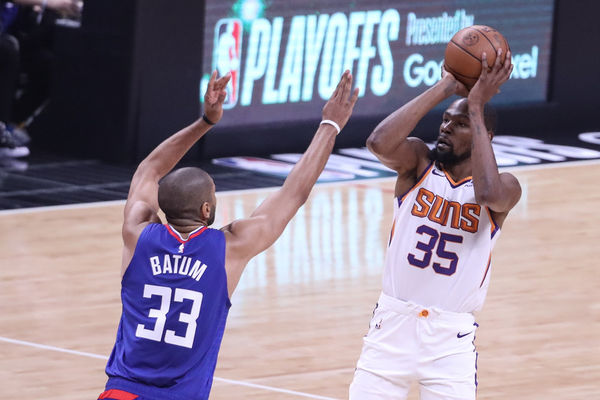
202, 114, 216, 125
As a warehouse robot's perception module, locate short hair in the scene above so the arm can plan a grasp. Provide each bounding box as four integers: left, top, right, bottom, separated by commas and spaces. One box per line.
158, 167, 214, 222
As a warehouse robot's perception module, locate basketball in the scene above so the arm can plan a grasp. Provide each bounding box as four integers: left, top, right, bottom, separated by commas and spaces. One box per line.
444, 25, 510, 89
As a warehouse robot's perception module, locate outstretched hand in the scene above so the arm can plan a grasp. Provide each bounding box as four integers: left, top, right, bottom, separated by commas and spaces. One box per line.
321, 70, 360, 133
203, 71, 231, 124
468, 49, 513, 107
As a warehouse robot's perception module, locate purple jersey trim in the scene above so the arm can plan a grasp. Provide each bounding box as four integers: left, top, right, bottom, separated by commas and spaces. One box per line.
396, 161, 434, 207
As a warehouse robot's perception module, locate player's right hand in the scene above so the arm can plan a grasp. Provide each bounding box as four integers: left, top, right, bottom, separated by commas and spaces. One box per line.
321, 70, 359, 133
441, 66, 469, 97
203, 71, 231, 125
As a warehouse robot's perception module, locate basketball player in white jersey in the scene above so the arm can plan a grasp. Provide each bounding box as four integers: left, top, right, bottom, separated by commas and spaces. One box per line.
349, 49, 521, 399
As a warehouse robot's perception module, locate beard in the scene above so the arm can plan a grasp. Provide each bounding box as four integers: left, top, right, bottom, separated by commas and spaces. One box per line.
430, 145, 471, 166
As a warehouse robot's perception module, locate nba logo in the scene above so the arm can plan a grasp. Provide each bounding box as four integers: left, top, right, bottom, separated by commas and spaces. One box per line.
213, 18, 243, 109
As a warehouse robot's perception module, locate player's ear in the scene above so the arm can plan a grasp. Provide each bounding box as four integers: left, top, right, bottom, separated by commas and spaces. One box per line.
202, 202, 211, 218
488, 130, 494, 141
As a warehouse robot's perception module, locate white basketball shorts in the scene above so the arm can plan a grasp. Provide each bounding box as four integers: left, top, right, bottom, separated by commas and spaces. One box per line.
349, 292, 479, 400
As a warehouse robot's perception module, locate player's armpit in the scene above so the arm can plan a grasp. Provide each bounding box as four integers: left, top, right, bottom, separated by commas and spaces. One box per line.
122, 201, 160, 248
120, 200, 160, 276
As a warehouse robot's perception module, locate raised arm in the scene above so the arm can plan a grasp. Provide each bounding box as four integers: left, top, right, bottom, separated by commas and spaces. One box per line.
467, 50, 521, 216
222, 71, 359, 295
120, 71, 230, 275
366, 73, 463, 175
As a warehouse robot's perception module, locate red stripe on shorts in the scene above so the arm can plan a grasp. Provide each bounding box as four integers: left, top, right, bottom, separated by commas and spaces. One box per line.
98, 389, 139, 400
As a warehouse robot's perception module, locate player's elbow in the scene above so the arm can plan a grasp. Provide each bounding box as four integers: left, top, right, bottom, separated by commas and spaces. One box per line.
294, 188, 310, 209
366, 130, 386, 155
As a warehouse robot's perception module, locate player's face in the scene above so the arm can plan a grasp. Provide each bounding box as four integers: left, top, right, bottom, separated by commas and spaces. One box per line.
435, 100, 472, 164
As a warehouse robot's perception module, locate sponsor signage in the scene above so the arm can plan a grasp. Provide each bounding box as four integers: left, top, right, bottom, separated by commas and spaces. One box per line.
201, 0, 554, 127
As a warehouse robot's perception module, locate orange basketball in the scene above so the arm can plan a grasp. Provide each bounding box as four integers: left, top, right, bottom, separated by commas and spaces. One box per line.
444, 25, 510, 89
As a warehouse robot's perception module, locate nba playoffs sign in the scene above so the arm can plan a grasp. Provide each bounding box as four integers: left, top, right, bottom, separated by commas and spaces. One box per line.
201, 0, 554, 127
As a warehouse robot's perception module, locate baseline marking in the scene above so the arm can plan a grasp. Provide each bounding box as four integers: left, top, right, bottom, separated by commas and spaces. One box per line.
0, 335, 339, 400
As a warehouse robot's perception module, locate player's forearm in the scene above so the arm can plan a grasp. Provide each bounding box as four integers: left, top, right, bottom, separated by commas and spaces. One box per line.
282, 125, 337, 206
367, 77, 455, 155
137, 119, 213, 179
468, 106, 502, 205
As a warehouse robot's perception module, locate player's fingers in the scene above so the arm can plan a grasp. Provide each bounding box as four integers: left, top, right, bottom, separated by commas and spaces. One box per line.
216, 73, 232, 90
504, 64, 514, 82
349, 87, 359, 107
494, 48, 503, 69
342, 72, 353, 100
207, 70, 217, 92
217, 89, 227, 104
334, 70, 349, 100
503, 51, 513, 73
332, 72, 344, 99
480, 52, 489, 78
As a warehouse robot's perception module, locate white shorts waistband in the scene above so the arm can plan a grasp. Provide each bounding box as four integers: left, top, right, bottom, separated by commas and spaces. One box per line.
377, 292, 475, 325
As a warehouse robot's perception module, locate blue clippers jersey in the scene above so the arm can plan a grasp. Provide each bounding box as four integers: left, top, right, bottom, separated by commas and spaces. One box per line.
104, 223, 231, 400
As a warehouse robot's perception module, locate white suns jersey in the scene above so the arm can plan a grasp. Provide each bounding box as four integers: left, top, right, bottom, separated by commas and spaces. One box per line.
383, 162, 500, 313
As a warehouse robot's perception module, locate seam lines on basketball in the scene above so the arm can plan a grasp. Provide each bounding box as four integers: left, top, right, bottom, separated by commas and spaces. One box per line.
450, 39, 481, 63
471, 26, 498, 54
444, 63, 478, 79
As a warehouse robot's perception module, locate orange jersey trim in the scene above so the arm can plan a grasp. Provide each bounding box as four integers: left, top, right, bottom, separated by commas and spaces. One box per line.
443, 169, 473, 187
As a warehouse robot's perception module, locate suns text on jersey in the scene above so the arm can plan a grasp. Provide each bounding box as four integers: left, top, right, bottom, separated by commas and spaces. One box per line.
149, 254, 208, 281
411, 187, 481, 233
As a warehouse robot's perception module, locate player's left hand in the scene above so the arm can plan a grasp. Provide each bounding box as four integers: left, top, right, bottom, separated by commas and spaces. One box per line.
468, 49, 513, 106
203, 71, 231, 124
321, 70, 360, 133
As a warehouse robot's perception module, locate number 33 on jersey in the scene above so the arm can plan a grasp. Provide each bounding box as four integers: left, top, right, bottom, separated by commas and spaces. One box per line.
104, 223, 230, 392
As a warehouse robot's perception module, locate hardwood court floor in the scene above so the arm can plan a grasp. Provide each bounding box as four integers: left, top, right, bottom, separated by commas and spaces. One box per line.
0, 161, 598, 400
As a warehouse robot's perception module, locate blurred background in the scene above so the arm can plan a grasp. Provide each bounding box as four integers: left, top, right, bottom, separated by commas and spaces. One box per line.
1, 0, 599, 208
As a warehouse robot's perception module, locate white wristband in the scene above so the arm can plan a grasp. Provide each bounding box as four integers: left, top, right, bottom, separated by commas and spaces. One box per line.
320, 119, 341, 135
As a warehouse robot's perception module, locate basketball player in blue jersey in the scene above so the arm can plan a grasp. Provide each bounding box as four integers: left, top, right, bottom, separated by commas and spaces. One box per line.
349, 49, 521, 400
97, 70, 358, 400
